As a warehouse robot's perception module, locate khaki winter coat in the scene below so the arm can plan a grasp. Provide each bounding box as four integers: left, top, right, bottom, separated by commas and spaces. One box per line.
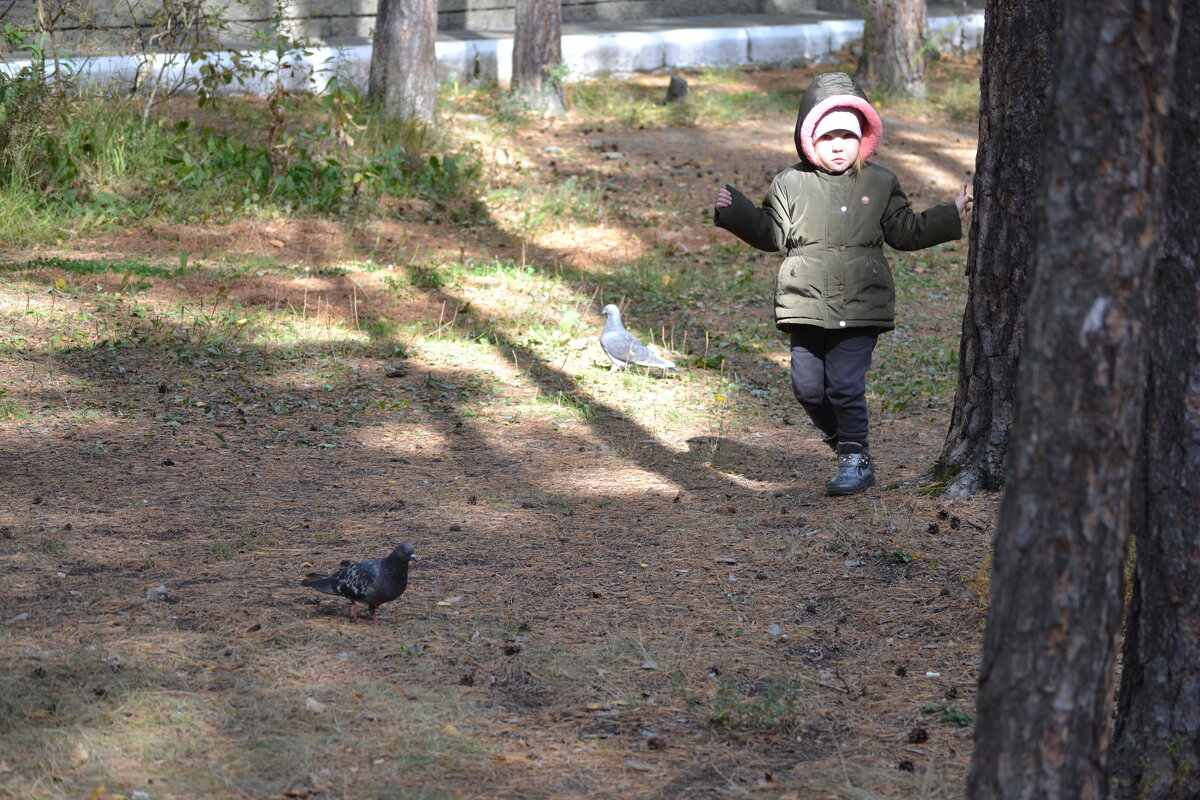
714, 72, 961, 332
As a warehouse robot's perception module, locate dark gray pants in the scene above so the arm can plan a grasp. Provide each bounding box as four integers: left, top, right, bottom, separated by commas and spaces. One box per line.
789, 325, 879, 447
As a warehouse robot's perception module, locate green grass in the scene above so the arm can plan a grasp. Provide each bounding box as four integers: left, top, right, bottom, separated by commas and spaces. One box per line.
0, 87, 483, 242
0, 183, 60, 244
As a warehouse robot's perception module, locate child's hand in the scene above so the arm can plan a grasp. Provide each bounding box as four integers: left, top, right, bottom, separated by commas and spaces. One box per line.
955, 184, 973, 219
715, 187, 733, 209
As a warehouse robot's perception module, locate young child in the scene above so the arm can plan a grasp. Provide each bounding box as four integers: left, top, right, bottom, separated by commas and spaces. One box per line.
713, 72, 971, 496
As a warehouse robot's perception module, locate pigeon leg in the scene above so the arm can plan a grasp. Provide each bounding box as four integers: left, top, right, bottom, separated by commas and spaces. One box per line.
370, 606, 383, 625
349, 601, 358, 620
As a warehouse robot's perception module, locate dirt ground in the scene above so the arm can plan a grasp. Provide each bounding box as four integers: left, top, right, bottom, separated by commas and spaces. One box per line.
1, 63, 997, 800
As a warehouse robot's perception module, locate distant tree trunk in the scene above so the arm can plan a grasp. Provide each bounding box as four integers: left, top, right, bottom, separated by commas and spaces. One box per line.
934, 0, 1061, 498
1110, 2, 1200, 797
368, 0, 437, 122
966, 0, 1181, 798
858, 0, 926, 100
512, 0, 565, 114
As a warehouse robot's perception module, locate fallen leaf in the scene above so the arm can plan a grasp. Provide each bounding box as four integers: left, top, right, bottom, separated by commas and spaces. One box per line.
71, 743, 90, 766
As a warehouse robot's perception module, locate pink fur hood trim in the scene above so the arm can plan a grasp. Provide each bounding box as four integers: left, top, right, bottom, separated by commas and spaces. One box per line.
798, 95, 883, 165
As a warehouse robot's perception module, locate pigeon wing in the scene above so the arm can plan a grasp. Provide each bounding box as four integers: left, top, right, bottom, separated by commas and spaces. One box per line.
601, 328, 653, 365
332, 560, 382, 602
302, 559, 380, 601
601, 329, 676, 369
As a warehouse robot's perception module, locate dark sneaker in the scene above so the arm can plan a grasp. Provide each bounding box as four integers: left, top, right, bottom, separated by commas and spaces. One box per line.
826, 442, 875, 496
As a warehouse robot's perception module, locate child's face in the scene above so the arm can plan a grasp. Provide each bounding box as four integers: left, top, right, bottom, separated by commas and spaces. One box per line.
814, 130, 861, 173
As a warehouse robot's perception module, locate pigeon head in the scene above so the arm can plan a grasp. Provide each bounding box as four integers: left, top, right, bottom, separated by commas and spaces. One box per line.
390, 542, 416, 561
602, 304, 621, 320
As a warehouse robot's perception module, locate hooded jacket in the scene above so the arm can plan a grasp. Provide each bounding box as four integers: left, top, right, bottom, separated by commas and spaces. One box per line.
714, 72, 961, 332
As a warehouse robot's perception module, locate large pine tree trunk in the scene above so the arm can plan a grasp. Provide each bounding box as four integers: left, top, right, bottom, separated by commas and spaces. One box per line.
512, 0, 565, 115
935, 0, 1061, 498
858, 0, 926, 100
367, 0, 437, 122
1110, 2, 1200, 797
966, 0, 1181, 797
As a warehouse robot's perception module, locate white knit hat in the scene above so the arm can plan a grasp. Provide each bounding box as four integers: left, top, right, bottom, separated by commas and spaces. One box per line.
813, 109, 863, 139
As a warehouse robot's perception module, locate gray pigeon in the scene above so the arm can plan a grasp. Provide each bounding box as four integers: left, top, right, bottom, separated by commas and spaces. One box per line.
301, 542, 415, 623
600, 304, 678, 372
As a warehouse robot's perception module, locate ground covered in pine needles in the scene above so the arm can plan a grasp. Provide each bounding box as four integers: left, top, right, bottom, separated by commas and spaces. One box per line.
1, 57, 997, 799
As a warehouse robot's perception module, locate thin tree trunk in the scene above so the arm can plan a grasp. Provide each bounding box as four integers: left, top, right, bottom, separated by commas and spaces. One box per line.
966, 0, 1181, 798
858, 0, 926, 100
512, 0, 565, 115
1110, 1, 1200, 796
935, 0, 1061, 498
368, 0, 437, 122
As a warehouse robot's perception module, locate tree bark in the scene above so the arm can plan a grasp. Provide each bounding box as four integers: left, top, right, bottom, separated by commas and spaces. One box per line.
935, 0, 1061, 498
512, 0, 565, 115
966, 0, 1181, 798
367, 0, 437, 122
858, 0, 927, 100
1110, 2, 1200, 797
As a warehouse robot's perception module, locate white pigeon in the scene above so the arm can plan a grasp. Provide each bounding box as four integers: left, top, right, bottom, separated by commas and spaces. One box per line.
600, 304, 678, 372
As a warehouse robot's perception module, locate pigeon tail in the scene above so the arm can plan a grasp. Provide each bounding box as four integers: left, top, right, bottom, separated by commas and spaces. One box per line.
301, 574, 341, 595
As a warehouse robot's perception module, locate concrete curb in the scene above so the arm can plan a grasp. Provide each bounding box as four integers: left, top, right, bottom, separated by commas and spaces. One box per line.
1, 13, 983, 94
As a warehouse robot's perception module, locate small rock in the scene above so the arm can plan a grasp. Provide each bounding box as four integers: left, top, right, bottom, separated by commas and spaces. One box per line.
602, 151, 626, 160
6, 612, 29, 624
146, 585, 168, 602
766, 624, 782, 636
625, 758, 658, 773
665, 74, 690, 104
641, 660, 659, 671
305, 697, 327, 714
843, 560, 864, 568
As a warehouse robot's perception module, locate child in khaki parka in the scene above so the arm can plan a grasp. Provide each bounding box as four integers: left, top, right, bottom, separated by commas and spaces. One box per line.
713, 72, 971, 496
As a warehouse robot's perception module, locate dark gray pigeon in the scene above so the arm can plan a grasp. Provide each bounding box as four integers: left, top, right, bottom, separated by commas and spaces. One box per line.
600, 304, 677, 372
302, 542, 415, 623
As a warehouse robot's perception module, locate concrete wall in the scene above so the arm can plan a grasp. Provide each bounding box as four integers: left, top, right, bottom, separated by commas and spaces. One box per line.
0, 0, 847, 54
1, 10, 984, 95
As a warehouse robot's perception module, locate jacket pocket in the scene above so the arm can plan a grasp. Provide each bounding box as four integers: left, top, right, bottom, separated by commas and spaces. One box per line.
844, 254, 894, 316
